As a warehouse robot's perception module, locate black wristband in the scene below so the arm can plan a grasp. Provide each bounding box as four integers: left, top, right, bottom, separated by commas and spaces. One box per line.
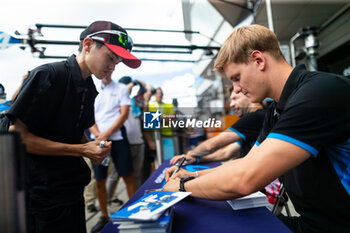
179, 176, 195, 192
195, 156, 200, 164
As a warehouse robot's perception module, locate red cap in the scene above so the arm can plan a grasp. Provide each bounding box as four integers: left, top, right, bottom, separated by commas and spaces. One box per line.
80, 21, 141, 69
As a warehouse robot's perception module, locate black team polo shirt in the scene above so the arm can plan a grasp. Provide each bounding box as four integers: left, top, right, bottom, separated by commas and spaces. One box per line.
257, 64, 350, 232
229, 108, 266, 157
8, 55, 98, 205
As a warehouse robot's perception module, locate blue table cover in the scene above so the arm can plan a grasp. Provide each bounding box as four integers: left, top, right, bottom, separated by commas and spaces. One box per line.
101, 160, 292, 233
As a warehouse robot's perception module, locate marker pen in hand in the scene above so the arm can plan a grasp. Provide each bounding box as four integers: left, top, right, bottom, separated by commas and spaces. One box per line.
170, 157, 186, 178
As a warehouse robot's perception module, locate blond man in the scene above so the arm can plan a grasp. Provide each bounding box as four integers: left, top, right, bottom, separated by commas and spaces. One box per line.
164, 25, 350, 233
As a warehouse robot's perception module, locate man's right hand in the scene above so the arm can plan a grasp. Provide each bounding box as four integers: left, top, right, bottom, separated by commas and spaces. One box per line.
164, 166, 193, 181
170, 154, 195, 165
82, 140, 112, 164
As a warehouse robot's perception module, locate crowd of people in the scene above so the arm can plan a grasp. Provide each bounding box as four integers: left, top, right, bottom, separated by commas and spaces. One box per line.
1, 20, 349, 233
0, 20, 203, 233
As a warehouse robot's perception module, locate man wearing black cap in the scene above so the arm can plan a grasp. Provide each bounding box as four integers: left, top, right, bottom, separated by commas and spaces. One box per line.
7, 21, 141, 233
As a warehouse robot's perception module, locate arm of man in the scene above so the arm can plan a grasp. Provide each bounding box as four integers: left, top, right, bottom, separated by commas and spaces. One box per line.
170, 131, 240, 165
81, 132, 90, 143
89, 123, 100, 138
10, 118, 111, 164
199, 142, 241, 163
163, 138, 310, 200
143, 131, 156, 150
189, 131, 240, 156
170, 154, 194, 165
97, 105, 129, 141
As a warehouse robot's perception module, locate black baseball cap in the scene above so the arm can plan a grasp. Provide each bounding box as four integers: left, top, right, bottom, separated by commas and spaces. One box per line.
80, 21, 141, 69
119, 76, 132, 84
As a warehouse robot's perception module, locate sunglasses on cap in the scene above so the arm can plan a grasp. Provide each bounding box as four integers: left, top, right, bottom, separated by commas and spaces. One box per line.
87, 30, 133, 52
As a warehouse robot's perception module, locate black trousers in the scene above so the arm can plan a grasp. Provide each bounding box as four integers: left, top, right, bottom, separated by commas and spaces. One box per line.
28, 196, 86, 233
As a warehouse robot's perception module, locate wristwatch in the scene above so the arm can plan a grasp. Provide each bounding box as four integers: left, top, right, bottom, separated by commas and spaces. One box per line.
179, 176, 195, 192
195, 156, 200, 164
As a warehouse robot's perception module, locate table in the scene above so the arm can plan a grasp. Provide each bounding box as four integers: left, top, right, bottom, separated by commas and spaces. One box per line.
101, 160, 292, 233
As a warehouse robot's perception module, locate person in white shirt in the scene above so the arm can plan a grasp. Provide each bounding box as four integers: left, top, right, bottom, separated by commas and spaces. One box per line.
89, 74, 136, 232
104, 77, 147, 200
119, 76, 145, 187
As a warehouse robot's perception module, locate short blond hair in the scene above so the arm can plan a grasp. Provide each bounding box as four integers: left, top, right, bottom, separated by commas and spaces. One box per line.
214, 24, 285, 76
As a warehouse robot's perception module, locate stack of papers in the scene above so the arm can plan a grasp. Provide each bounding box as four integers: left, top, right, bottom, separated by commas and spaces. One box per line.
117, 207, 174, 233
227, 191, 269, 210
111, 191, 191, 233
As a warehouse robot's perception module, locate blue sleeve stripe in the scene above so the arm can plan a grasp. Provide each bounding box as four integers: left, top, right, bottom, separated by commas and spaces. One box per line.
255, 141, 260, 146
267, 133, 319, 157
236, 141, 242, 147
229, 127, 246, 141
